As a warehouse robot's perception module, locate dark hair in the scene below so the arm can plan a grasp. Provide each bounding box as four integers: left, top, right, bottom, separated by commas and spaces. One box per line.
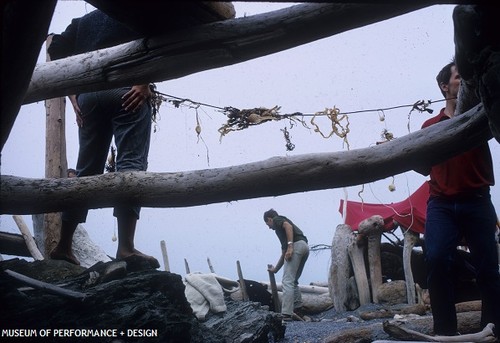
263, 209, 278, 221
436, 60, 456, 97
67, 168, 77, 177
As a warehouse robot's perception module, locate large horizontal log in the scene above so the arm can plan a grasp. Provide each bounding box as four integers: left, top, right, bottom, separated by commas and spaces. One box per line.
0, 231, 31, 257
0, 104, 491, 214
203, 1, 486, 3
85, 1, 236, 36
23, 2, 430, 104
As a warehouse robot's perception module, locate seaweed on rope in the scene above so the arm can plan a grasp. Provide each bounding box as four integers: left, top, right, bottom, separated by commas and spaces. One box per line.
150, 90, 442, 152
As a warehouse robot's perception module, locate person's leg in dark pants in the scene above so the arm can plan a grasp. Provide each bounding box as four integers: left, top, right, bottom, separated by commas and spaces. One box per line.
425, 197, 461, 335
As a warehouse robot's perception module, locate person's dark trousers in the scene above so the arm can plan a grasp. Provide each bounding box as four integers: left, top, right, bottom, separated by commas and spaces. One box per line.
425, 194, 500, 336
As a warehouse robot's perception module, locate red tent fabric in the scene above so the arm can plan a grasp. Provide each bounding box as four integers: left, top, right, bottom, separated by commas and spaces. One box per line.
338, 182, 429, 234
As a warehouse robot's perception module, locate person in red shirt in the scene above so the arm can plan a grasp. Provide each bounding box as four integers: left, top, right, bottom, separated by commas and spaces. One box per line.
420, 61, 500, 336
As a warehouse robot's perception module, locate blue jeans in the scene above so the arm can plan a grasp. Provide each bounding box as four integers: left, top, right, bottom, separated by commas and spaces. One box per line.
62, 88, 152, 223
425, 194, 500, 335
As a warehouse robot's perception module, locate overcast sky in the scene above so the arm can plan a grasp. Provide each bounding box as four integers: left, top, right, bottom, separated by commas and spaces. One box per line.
1, 2, 498, 284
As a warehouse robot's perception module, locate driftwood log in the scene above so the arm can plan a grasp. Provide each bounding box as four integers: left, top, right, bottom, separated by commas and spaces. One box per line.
0, 103, 492, 215
4, 2, 499, 159
329, 224, 356, 312
12, 215, 43, 261
22, 3, 428, 105
383, 320, 497, 342
358, 215, 384, 303
0, 231, 31, 257
2, 4, 499, 211
260, 282, 329, 295
324, 310, 486, 343
3, 269, 87, 300
453, 4, 500, 143
359, 303, 427, 320
348, 237, 371, 306
402, 227, 420, 305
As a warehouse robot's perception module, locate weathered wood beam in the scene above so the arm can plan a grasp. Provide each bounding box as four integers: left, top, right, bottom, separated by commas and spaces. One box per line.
329, 224, 355, 312
0, 231, 31, 257
3, 269, 87, 300
12, 215, 44, 261
85, 1, 236, 36
453, 5, 500, 143
0, 103, 491, 215
348, 239, 371, 305
189, 1, 488, 4
1, 0, 56, 150
23, 2, 430, 105
401, 227, 420, 305
358, 215, 384, 303
384, 320, 496, 342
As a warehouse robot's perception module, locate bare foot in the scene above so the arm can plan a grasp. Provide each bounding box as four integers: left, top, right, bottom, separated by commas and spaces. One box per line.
116, 249, 160, 269
50, 248, 80, 265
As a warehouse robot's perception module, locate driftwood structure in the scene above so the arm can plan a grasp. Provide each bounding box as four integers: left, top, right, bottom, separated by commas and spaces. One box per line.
1, 1, 499, 332
2, 3, 498, 342
1, 1, 498, 211
1, 2, 498, 217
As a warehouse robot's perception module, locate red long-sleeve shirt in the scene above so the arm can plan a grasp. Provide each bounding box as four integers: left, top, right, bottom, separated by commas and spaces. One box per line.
421, 108, 494, 198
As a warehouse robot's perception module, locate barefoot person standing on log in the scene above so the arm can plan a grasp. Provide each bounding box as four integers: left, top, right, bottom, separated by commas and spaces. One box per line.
48, 9, 159, 270
264, 209, 309, 321
418, 60, 500, 337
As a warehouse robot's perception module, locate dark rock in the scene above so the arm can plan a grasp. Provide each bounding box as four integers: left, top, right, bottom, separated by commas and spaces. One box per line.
202, 300, 284, 342
0, 258, 284, 342
244, 279, 275, 312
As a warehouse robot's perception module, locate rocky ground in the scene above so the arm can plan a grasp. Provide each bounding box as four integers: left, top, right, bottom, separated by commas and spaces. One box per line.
0, 258, 487, 343
278, 305, 408, 343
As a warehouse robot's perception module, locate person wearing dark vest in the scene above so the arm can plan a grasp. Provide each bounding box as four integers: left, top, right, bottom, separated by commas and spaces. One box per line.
419, 60, 500, 337
48, 9, 159, 270
264, 209, 309, 321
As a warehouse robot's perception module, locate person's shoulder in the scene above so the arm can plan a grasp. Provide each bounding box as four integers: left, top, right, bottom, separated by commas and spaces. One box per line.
421, 109, 446, 129
273, 215, 286, 225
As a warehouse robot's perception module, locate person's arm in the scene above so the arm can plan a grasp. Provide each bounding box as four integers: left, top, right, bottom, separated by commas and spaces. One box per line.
47, 18, 79, 61
122, 84, 152, 113
268, 252, 285, 273
68, 95, 84, 127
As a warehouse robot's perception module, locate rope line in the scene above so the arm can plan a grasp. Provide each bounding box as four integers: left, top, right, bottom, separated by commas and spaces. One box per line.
154, 90, 447, 119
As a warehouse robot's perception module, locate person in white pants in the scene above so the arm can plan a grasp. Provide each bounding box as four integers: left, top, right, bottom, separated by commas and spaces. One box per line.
264, 209, 309, 321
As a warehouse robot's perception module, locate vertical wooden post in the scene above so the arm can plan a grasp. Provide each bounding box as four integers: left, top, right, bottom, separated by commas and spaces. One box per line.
160, 240, 170, 272
236, 260, 249, 301
184, 258, 191, 274
267, 264, 281, 313
13, 215, 44, 261
37, 34, 68, 257
207, 257, 215, 273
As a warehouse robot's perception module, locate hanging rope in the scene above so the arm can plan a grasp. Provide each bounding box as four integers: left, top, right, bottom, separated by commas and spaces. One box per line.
150, 89, 444, 151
